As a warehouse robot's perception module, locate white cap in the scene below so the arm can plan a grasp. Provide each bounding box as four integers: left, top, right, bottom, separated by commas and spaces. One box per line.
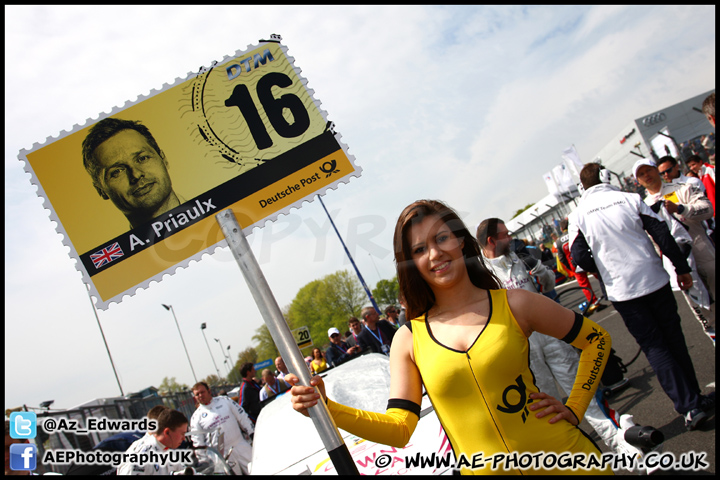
328, 327, 340, 337
632, 158, 657, 179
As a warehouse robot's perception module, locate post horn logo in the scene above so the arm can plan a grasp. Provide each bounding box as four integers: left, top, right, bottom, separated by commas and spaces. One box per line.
496, 375, 534, 423
585, 327, 601, 344
319, 159, 340, 178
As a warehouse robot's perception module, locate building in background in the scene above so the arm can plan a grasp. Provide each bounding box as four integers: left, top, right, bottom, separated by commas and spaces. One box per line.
594, 89, 715, 183
505, 89, 715, 244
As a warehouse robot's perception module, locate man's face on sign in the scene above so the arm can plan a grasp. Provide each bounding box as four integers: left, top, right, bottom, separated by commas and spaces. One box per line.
93, 129, 174, 221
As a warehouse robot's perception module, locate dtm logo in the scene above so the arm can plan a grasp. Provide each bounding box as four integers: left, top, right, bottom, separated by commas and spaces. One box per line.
10, 444, 37, 471
496, 375, 534, 423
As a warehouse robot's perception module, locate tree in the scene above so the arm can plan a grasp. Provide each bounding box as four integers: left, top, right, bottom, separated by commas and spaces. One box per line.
202, 374, 223, 386
372, 277, 399, 309
236, 346, 258, 368
228, 346, 258, 383
324, 270, 367, 316
252, 324, 279, 371
158, 376, 188, 395
285, 270, 366, 352
511, 203, 535, 219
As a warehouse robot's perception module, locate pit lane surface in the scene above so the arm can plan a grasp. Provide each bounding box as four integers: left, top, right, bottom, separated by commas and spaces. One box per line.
555, 277, 715, 476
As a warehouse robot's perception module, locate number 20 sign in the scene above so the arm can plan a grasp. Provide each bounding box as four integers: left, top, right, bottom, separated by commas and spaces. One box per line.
20, 36, 361, 309
292, 326, 313, 350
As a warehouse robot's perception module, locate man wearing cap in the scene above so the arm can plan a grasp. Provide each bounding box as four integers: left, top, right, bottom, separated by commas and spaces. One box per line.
633, 158, 715, 305
325, 327, 362, 367
568, 162, 714, 431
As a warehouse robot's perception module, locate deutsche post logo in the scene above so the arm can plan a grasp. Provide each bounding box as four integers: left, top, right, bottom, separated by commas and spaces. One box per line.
585, 327, 602, 344
496, 375, 534, 423
319, 159, 340, 178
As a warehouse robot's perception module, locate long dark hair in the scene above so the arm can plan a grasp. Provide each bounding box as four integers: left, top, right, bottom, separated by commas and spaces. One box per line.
393, 200, 500, 319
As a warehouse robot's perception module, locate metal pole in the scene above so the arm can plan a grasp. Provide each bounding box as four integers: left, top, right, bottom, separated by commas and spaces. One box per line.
215, 338, 232, 364
216, 339, 235, 382
226, 345, 235, 374
216, 208, 359, 475
201, 324, 222, 381
162, 304, 198, 383
226, 345, 233, 363
368, 253, 383, 284
317, 195, 381, 314
86, 284, 124, 396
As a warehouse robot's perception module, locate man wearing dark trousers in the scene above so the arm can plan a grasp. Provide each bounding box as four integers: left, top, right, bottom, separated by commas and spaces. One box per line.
569, 162, 714, 430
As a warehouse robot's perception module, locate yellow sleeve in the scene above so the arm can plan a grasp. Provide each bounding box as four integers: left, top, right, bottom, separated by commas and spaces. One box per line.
326, 398, 420, 448
561, 313, 612, 422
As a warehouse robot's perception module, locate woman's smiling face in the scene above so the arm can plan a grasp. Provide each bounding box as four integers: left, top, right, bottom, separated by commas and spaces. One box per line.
408, 214, 466, 291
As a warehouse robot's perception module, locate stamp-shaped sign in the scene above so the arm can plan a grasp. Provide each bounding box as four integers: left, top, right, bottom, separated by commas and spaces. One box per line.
291, 326, 313, 350
19, 36, 361, 309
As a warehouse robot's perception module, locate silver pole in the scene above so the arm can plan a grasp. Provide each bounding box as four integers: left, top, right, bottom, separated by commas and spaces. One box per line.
215, 338, 232, 377
162, 304, 198, 383
201, 324, 222, 380
86, 284, 124, 396
216, 208, 358, 475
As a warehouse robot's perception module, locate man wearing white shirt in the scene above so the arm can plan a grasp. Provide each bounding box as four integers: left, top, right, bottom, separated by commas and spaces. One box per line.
274, 356, 289, 380
190, 382, 254, 475
569, 162, 713, 431
634, 158, 715, 304
657, 155, 705, 193
117, 409, 189, 475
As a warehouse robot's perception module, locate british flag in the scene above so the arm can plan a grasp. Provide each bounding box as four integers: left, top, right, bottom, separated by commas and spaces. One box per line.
90, 242, 124, 269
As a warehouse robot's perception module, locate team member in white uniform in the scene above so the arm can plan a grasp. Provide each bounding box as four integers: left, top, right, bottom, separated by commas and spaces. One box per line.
190, 382, 254, 475
117, 409, 188, 475
477, 217, 651, 472
568, 163, 714, 430
634, 158, 715, 305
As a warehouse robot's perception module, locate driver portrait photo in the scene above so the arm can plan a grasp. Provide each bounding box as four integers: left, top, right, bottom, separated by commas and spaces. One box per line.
82, 117, 181, 228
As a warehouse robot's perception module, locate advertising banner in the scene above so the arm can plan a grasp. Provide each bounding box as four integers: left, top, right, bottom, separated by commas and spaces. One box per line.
561, 145, 584, 178
19, 37, 361, 309
542, 171, 559, 196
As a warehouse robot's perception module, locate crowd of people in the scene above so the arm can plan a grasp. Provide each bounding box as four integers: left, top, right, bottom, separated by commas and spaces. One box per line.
286, 93, 715, 474
7, 95, 714, 476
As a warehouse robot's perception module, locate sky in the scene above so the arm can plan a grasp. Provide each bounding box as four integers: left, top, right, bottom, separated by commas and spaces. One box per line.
5, 5, 716, 412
